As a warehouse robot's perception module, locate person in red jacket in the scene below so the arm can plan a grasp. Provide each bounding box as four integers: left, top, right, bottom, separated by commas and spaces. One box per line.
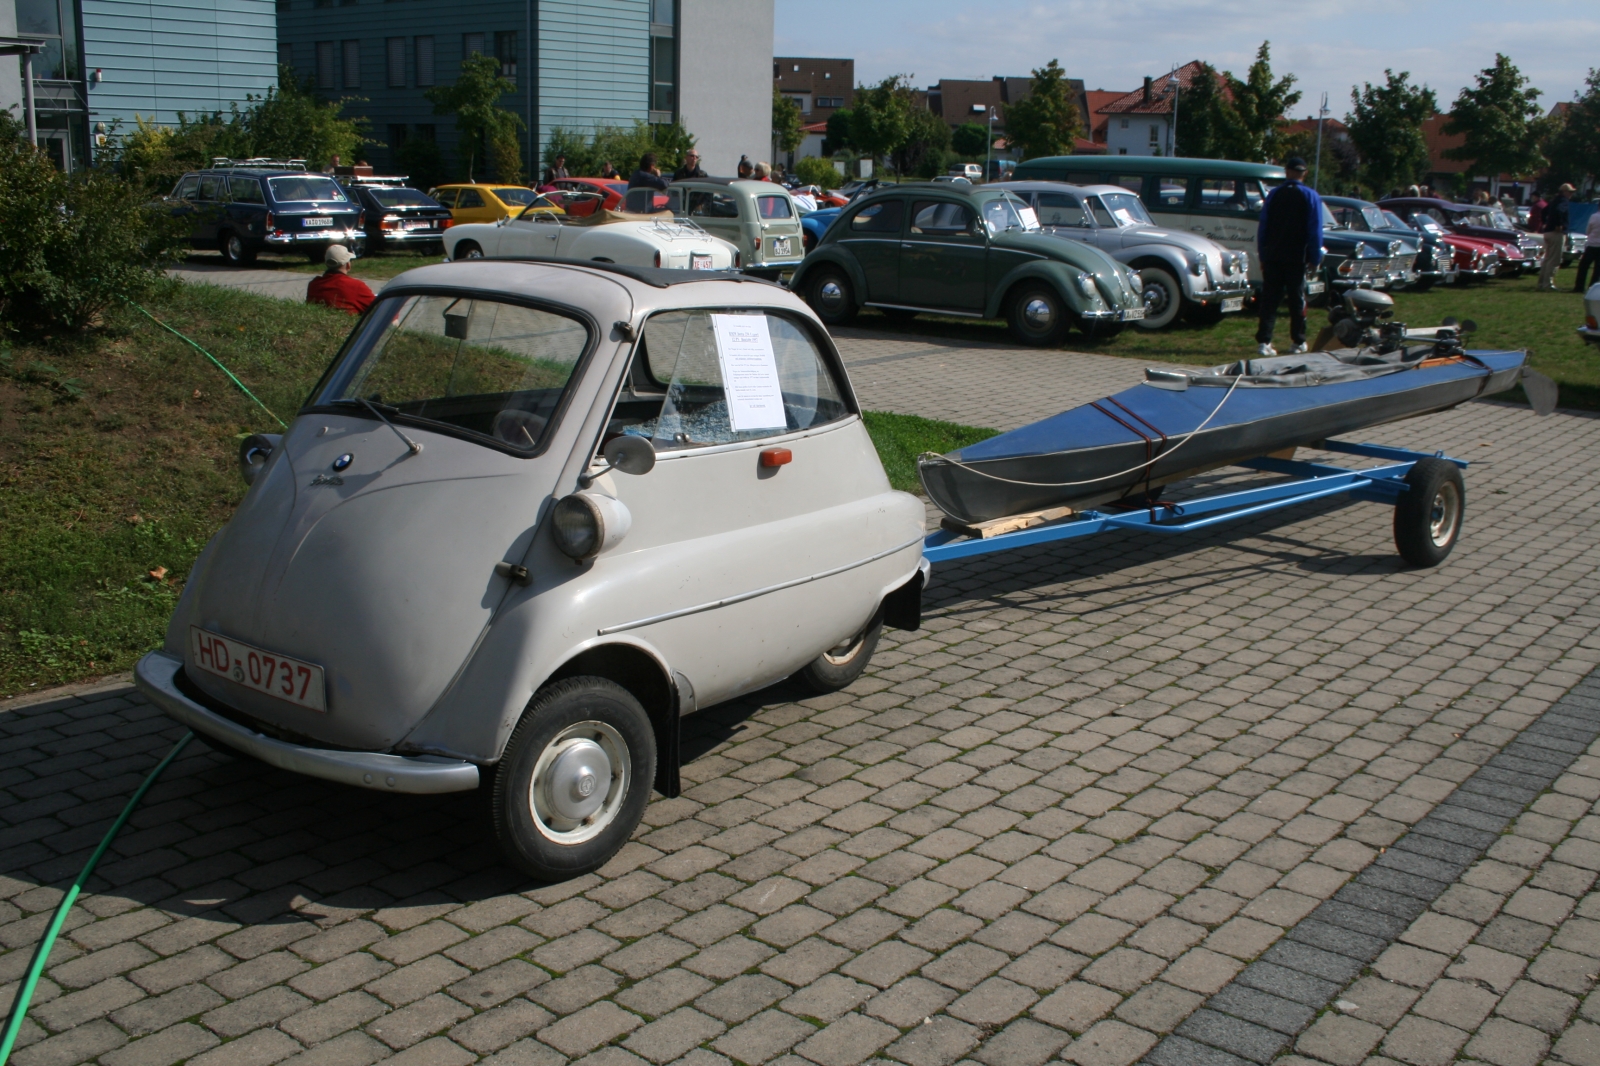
306, 245, 374, 315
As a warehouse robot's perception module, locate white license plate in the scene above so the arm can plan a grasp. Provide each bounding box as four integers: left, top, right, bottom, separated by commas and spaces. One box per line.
1222, 297, 1244, 313
1121, 306, 1146, 320
1307, 280, 1326, 294
190, 626, 326, 712
303, 217, 333, 228
690, 253, 715, 270
772, 237, 792, 256
404, 220, 433, 231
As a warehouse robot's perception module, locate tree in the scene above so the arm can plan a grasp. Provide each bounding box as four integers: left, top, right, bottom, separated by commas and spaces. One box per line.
849, 76, 912, 167
951, 122, 989, 158
822, 109, 853, 156
1347, 71, 1437, 195
395, 137, 448, 191
427, 53, 522, 181
1002, 59, 1082, 160
1174, 62, 1230, 158
541, 120, 694, 177
893, 107, 951, 178
1545, 68, 1600, 190
1219, 42, 1301, 162
1442, 54, 1545, 178
773, 88, 804, 156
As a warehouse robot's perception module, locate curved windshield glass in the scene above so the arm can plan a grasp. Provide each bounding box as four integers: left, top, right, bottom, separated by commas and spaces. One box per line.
1098, 192, 1151, 226
268, 176, 349, 202
495, 187, 538, 206
1321, 203, 1340, 228
982, 195, 1038, 234
1410, 213, 1446, 234
313, 295, 591, 453
516, 195, 566, 220
1382, 210, 1414, 232
369, 187, 437, 207
1356, 205, 1387, 231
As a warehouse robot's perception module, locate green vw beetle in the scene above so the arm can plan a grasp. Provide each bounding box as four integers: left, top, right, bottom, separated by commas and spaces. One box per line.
792, 183, 1147, 346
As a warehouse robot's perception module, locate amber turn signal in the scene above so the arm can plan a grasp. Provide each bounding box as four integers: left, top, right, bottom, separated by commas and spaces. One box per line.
759, 448, 792, 467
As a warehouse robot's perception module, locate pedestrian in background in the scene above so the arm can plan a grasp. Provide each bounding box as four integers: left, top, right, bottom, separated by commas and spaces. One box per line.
672, 150, 706, 181
306, 246, 373, 315
1539, 184, 1573, 291
629, 153, 668, 191
753, 162, 773, 181
737, 156, 753, 179
542, 154, 569, 186
1254, 157, 1323, 358
598, 160, 620, 179
1574, 206, 1600, 292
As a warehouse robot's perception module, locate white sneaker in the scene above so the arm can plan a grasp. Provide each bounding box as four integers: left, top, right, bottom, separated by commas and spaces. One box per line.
1291, 342, 1309, 354
1256, 343, 1277, 357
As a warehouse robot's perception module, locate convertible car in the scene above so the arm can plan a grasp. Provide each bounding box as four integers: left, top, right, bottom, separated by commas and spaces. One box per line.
445, 198, 739, 270
1379, 198, 1536, 276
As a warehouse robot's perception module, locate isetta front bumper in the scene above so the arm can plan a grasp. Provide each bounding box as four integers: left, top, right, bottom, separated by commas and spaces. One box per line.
135, 650, 481, 794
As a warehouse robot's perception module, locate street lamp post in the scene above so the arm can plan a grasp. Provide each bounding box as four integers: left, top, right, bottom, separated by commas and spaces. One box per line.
1168, 69, 1179, 157
985, 106, 995, 181
1313, 92, 1329, 190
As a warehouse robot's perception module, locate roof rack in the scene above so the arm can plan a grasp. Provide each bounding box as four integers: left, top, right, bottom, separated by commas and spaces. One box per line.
209, 157, 309, 172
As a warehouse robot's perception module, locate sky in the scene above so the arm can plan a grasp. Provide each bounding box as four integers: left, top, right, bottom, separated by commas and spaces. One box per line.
774, 0, 1597, 119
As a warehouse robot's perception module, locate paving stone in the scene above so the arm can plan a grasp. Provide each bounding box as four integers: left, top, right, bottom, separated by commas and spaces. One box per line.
882, 1015, 981, 1066
712, 1008, 815, 1064
364, 991, 473, 1050
538, 1000, 644, 1057
791, 1011, 897, 1066
622, 1006, 726, 1064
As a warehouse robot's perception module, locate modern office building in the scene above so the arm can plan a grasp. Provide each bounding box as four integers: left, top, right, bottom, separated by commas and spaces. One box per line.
0, 0, 277, 170
277, 0, 771, 180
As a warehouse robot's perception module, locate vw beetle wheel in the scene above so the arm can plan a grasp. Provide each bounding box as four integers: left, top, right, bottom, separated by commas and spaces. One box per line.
807, 268, 857, 326
797, 615, 882, 694
492, 677, 655, 881
1134, 266, 1181, 330
1393, 457, 1464, 568
1006, 284, 1072, 347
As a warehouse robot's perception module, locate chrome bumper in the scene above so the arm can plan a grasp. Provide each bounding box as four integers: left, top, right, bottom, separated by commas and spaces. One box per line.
134, 651, 480, 794
265, 230, 365, 246
1080, 307, 1147, 322
1189, 284, 1250, 302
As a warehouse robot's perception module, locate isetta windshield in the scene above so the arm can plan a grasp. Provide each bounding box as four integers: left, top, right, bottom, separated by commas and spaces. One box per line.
313, 294, 591, 453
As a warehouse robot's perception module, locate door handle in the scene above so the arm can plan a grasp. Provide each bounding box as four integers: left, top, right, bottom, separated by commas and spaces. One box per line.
901, 242, 914, 249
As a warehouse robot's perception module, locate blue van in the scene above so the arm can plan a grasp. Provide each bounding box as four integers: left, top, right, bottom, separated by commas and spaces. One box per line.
168, 160, 365, 266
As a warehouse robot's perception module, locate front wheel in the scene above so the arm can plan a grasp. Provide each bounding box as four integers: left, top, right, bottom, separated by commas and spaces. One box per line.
491, 677, 656, 881
797, 616, 882, 694
1393, 457, 1464, 567
1006, 284, 1073, 347
453, 240, 485, 261
807, 268, 858, 326
1134, 267, 1182, 330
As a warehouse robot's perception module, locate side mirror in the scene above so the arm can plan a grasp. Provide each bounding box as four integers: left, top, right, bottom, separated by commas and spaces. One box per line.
239, 433, 282, 485
579, 434, 656, 487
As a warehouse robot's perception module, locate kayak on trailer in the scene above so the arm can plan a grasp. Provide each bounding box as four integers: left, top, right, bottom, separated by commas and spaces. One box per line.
918, 339, 1528, 526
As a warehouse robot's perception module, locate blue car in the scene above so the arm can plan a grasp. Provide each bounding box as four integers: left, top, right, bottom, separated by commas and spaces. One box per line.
1326, 196, 1456, 291
167, 160, 365, 266
801, 206, 842, 253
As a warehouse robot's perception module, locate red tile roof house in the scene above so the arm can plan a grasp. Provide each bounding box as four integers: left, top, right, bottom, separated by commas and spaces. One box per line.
1096, 60, 1219, 157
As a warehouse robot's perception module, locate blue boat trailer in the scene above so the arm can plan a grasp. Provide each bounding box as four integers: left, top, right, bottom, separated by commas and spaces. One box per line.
921, 438, 1469, 566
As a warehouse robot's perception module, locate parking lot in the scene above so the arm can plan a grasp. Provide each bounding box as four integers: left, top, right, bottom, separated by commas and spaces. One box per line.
6, 326, 1600, 1066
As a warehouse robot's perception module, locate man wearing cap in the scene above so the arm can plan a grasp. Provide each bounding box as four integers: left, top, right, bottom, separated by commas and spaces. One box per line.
307, 245, 375, 315
1254, 156, 1323, 357
1539, 184, 1575, 291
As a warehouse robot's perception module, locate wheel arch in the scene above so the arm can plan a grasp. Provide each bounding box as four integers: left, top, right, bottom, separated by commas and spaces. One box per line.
986, 262, 1087, 320
792, 249, 867, 307
543, 639, 683, 797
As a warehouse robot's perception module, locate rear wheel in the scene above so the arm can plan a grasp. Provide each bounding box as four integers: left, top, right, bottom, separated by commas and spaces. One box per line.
454, 240, 485, 261
797, 616, 882, 694
807, 267, 858, 326
1134, 267, 1182, 330
219, 231, 256, 266
491, 677, 655, 882
1006, 283, 1073, 347
1393, 457, 1464, 567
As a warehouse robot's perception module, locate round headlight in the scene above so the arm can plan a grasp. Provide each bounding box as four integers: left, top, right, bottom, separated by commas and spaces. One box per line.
1076, 272, 1099, 298
1187, 253, 1206, 275
551, 492, 633, 560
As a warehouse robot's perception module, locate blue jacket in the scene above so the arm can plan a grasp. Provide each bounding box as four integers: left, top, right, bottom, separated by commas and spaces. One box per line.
1257, 180, 1324, 266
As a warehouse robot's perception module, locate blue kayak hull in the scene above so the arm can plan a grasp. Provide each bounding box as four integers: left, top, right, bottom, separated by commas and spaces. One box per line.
919, 349, 1525, 524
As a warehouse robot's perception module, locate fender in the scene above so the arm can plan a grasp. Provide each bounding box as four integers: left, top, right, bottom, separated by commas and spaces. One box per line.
984, 259, 1094, 320
790, 247, 868, 307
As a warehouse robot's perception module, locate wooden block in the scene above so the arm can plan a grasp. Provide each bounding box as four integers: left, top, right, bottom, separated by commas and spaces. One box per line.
941, 505, 1074, 539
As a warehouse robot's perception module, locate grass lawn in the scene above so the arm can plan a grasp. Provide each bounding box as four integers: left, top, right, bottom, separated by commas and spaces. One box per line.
178, 247, 445, 281
844, 273, 1598, 409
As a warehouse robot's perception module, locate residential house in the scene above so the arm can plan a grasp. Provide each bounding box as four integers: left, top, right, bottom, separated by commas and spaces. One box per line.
773, 55, 850, 167
1095, 60, 1215, 157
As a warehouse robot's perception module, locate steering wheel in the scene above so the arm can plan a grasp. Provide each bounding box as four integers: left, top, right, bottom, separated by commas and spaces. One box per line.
492, 409, 549, 448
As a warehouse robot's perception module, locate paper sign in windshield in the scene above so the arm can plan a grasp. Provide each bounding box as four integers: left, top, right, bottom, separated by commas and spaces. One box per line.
1017, 206, 1040, 230
711, 314, 787, 432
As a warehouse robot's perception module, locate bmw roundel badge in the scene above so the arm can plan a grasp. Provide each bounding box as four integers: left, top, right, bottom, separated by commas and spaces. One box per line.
332, 454, 353, 471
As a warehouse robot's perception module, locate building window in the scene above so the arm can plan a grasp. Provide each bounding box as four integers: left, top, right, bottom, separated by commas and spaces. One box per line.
1118, 147, 1128, 155
275, 0, 289, 11
824, 72, 830, 79
387, 37, 405, 87
1119, 118, 1129, 129
415, 36, 434, 86
316, 41, 335, 89
415, 123, 435, 142
649, 34, 675, 113
463, 32, 484, 58
277, 42, 293, 70
651, 0, 672, 25
495, 31, 516, 84
342, 40, 360, 88
389, 124, 408, 150
1149, 125, 1159, 145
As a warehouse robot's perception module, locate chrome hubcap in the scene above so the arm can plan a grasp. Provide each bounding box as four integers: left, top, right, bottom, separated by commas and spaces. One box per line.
464, 246, 483, 259
227, 236, 242, 259
1022, 297, 1054, 330
1143, 281, 1171, 315
529, 721, 628, 844
1429, 483, 1461, 547
818, 279, 844, 311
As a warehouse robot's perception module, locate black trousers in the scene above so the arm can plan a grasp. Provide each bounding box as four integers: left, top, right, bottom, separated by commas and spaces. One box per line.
1575, 247, 1600, 292
1256, 259, 1308, 345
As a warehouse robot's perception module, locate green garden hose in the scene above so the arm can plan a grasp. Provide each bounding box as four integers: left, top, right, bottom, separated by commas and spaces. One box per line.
0, 730, 195, 1065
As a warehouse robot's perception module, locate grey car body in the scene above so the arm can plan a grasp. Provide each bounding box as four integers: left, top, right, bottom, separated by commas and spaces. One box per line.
666, 178, 806, 281
993, 181, 1251, 329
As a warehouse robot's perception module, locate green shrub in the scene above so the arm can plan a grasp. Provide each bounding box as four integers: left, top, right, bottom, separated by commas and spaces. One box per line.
542, 120, 695, 179
793, 156, 840, 189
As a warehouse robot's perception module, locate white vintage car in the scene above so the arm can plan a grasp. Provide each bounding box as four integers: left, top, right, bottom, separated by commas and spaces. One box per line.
1581, 281, 1600, 346
445, 197, 740, 271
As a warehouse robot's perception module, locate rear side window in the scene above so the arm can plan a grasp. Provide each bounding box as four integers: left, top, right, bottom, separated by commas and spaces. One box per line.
456, 189, 485, 208
1197, 178, 1264, 214
431, 187, 458, 207
613, 310, 850, 449
230, 177, 266, 204
687, 191, 739, 218
848, 200, 903, 234
1036, 192, 1087, 226
1153, 176, 1190, 209
197, 175, 225, 201
910, 201, 974, 236
1107, 174, 1147, 197
172, 176, 199, 200
756, 195, 793, 219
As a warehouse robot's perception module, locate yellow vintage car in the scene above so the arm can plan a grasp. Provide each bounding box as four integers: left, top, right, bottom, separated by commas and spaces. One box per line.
427, 183, 557, 225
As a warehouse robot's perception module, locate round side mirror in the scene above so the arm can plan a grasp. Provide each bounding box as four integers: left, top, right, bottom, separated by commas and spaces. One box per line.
239, 433, 282, 486
603, 434, 656, 477
1460, 319, 1478, 334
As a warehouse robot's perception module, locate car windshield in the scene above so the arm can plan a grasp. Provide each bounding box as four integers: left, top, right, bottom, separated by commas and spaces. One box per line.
1382, 210, 1415, 232
495, 187, 538, 206
312, 295, 591, 454
515, 195, 565, 220
982, 195, 1039, 234
1097, 192, 1150, 226
1410, 213, 1446, 235
1321, 203, 1341, 228
1485, 208, 1514, 229
268, 176, 348, 202
368, 187, 437, 207
1356, 205, 1387, 231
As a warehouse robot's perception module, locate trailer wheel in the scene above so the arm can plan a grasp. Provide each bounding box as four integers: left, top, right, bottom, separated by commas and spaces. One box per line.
797, 615, 882, 694
491, 677, 655, 882
1393, 457, 1464, 567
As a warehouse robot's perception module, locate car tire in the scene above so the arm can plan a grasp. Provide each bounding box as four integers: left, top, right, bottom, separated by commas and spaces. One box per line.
1006, 283, 1073, 347
491, 676, 656, 882
1393, 457, 1464, 568
807, 268, 858, 326
797, 615, 882, 694
219, 231, 256, 267
1134, 267, 1182, 330
454, 241, 485, 261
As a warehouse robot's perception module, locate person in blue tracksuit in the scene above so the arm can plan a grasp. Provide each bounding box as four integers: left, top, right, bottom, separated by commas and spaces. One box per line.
1255, 157, 1324, 357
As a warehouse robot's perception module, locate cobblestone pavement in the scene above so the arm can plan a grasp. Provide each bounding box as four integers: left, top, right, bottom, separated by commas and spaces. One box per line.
5, 327, 1600, 1066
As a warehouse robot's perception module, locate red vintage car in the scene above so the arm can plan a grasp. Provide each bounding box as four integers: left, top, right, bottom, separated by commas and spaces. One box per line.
1378, 198, 1531, 277
543, 177, 668, 216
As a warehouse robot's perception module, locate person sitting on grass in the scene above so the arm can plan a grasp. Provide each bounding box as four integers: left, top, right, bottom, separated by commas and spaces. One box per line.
306, 245, 374, 316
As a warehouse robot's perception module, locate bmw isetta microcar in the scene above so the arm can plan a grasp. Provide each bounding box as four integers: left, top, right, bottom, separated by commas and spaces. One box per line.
135, 260, 927, 880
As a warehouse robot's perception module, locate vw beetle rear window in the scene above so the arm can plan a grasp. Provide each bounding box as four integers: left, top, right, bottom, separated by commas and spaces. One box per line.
607, 310, 849, 449
312, 295, 591, 453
